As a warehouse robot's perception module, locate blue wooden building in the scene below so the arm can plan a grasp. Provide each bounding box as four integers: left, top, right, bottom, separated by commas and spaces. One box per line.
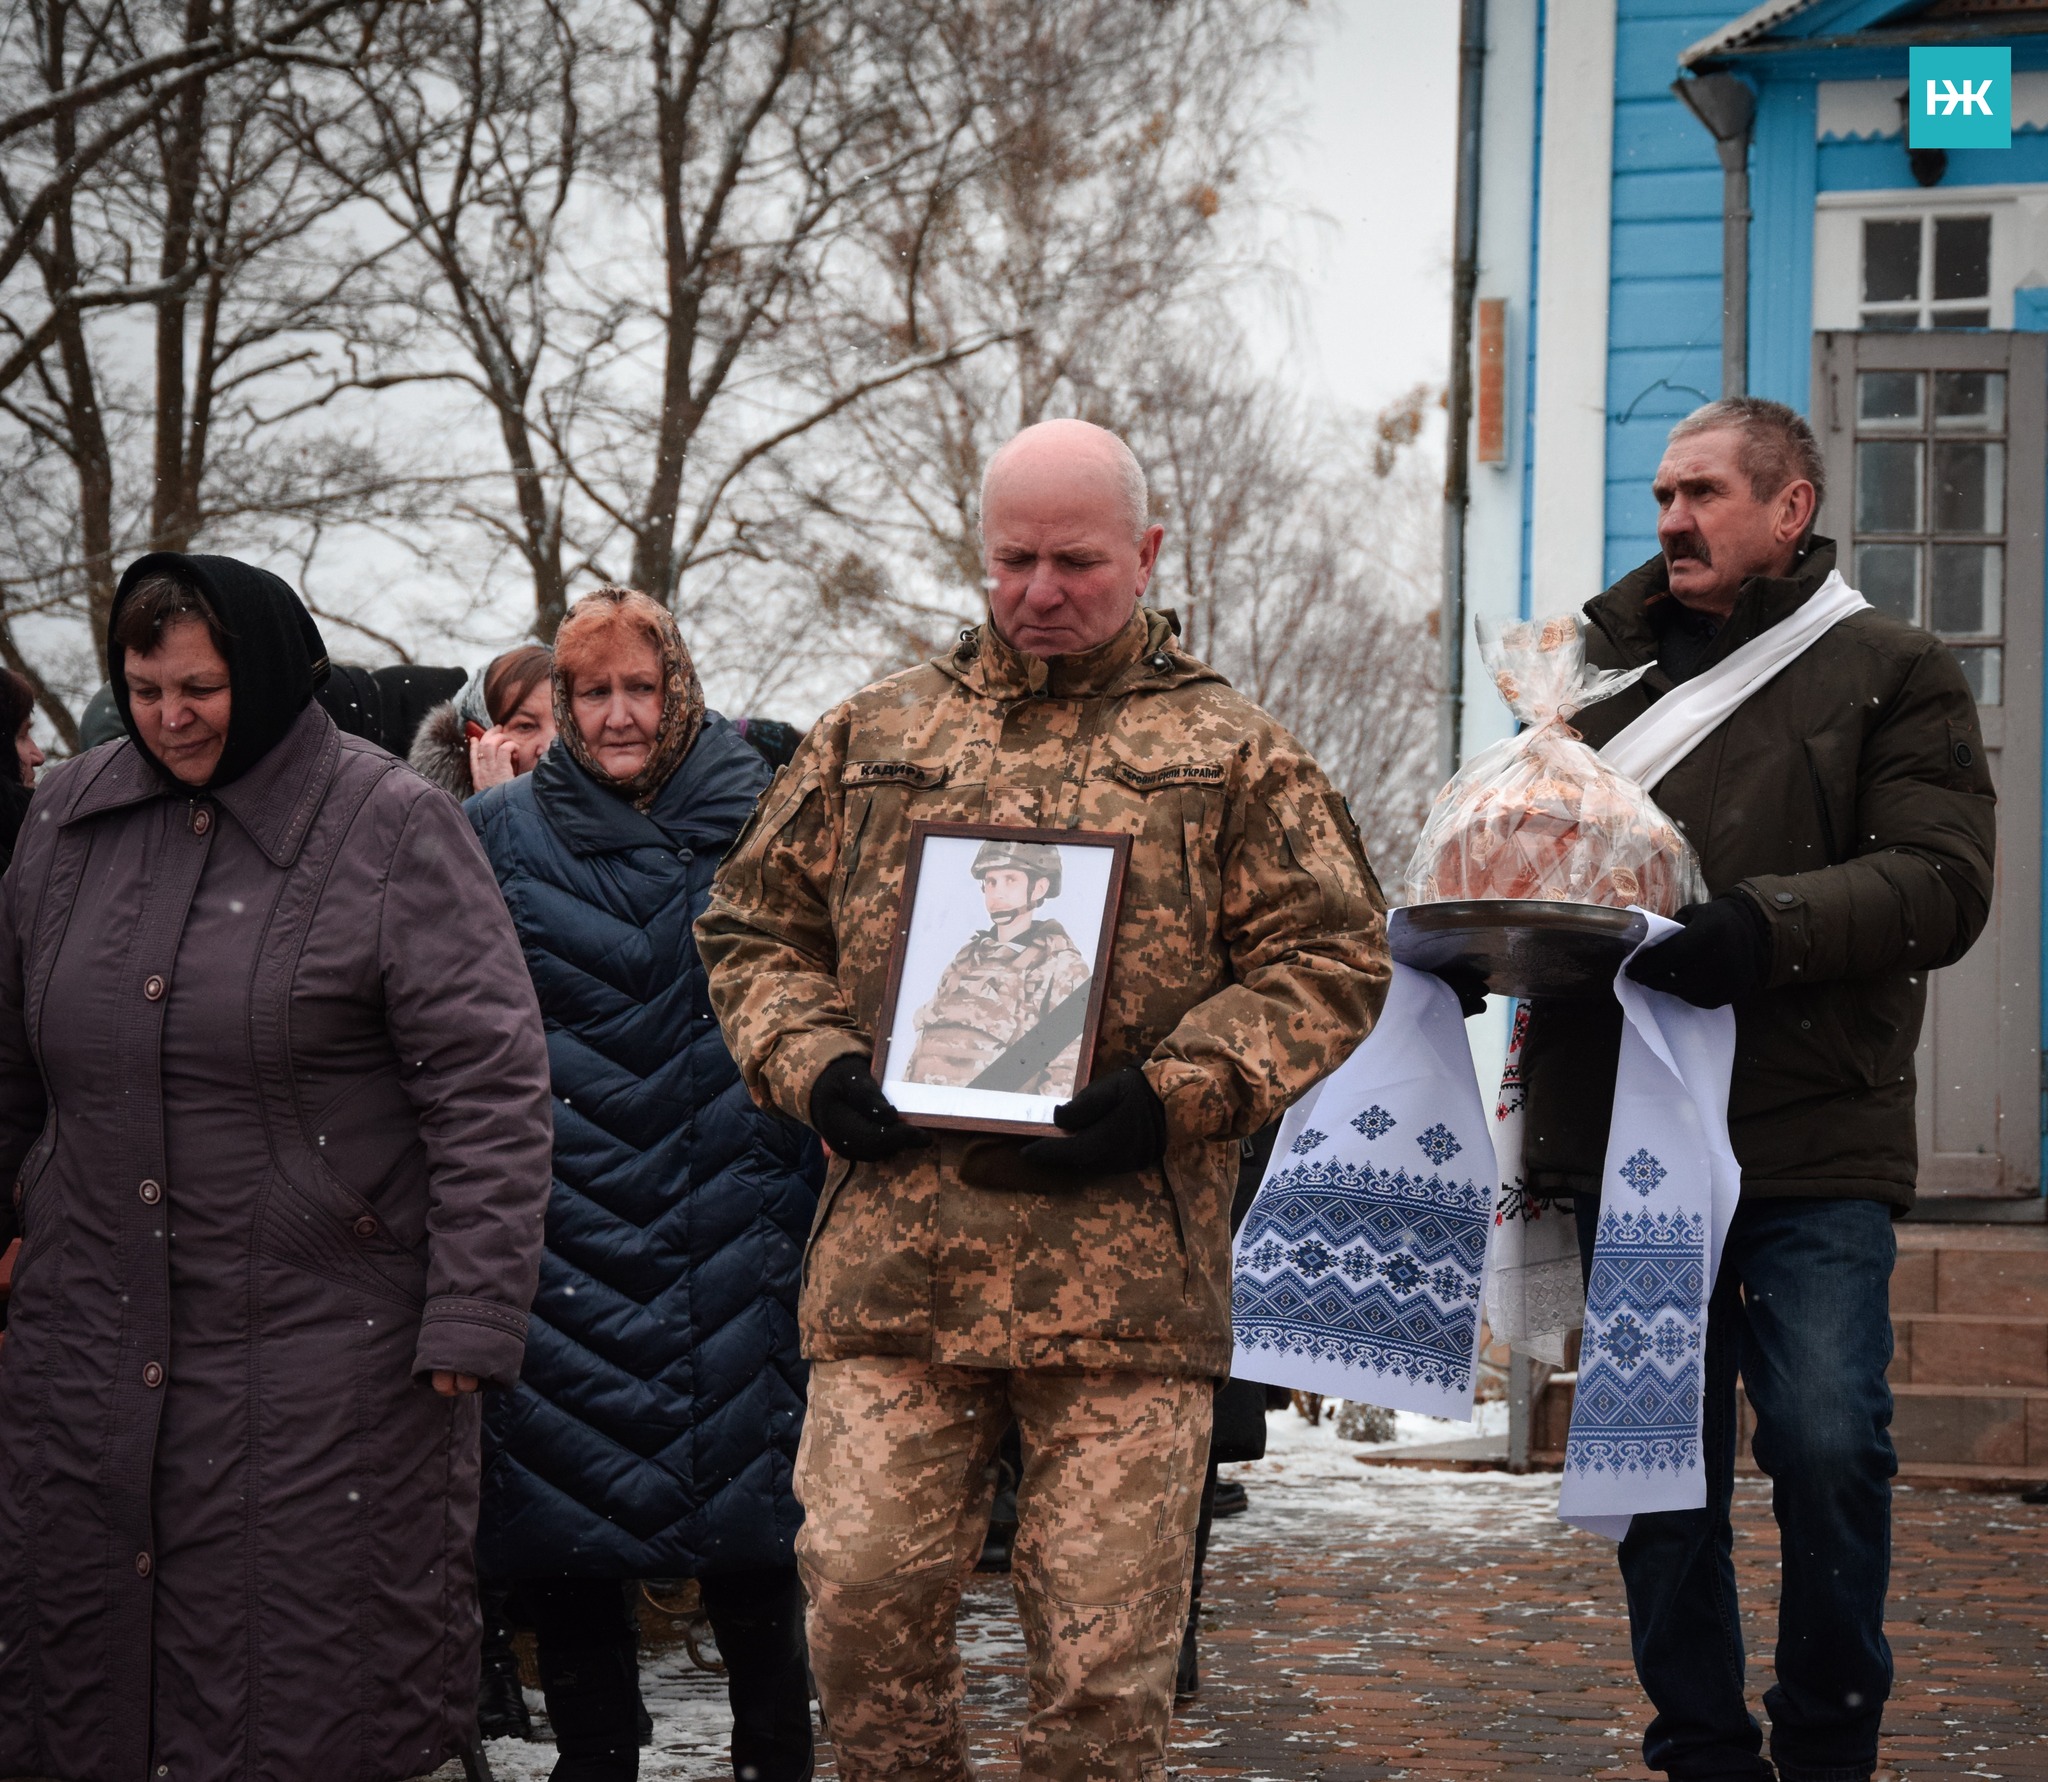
1452, 0, 2048, 1225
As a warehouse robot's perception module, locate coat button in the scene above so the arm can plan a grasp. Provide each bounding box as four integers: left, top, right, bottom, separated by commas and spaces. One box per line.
144, 974, 165, 1000
1773, 892, 1795, 907
352, 1215, 378, 1239
143, 1362, 164, 1388
135, 1552, 152, 1577
192, 807, 212, 835
139, 1179, 162, 1204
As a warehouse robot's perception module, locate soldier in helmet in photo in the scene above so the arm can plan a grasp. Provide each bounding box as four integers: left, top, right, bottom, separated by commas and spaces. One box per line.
905, 839, 1093, 1097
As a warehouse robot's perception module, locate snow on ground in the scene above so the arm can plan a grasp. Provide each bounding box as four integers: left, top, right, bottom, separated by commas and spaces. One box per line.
1216, 1401, 1558, 1552
456, 1406, 1558, 1779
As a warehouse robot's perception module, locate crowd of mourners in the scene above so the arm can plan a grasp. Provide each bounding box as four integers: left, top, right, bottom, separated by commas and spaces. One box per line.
0, 403, 1998, 1782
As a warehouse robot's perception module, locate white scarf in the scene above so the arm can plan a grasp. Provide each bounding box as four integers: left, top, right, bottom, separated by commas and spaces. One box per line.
1230, 925, 1737, 1538
1597, 569, 1869, 789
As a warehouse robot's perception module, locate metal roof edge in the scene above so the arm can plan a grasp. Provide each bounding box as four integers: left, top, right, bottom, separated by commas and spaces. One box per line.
1680, 1, 1831, 69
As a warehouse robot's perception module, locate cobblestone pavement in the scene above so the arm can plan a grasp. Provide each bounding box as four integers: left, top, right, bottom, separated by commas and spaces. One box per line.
463, 1414, 2048, 1781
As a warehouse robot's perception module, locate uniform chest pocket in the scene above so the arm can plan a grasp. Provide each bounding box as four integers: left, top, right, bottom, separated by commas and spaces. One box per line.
835, 760, 957, 912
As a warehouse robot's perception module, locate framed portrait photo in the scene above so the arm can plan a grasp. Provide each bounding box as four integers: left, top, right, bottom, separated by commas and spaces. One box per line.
872, 822, 1131, 1136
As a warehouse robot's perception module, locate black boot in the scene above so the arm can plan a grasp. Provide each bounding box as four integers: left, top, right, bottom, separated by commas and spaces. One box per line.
520, 1577, 643, 1782
976, 1424, 1022, 1574
699, 1568, 816, 1782
478, 1586, 534, 1742
536, 1641, 639, 1782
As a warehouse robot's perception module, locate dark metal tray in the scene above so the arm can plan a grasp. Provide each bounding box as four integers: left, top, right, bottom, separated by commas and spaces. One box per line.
1389, 900, 1647, 1001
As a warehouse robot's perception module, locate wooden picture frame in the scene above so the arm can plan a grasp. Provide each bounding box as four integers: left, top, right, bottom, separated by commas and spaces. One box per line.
871, 821, 1131, 1137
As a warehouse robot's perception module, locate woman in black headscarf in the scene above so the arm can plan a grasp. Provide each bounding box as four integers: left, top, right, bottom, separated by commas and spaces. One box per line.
0, 552, 555, 1781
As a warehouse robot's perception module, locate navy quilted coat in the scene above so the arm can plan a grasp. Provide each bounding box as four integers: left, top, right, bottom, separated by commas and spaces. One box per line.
467, 715, 822, 1579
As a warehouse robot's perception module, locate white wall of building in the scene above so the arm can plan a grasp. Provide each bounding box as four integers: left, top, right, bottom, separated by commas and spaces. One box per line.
1527, 0, 1617, 622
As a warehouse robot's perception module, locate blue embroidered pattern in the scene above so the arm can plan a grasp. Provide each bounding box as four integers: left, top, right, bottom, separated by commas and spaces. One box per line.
1290, 1128, 1329, 1157
1351, 1105, 1396, 1141
1232, 1156, 1490, 1394
1617, 1148, 1668, 1199
1566, 1207, 1707, 1478
1416, 1123, 1462, 1165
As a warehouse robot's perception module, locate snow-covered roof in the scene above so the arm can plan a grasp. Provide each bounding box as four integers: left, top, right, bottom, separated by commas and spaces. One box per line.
1679, 1, 1829, 69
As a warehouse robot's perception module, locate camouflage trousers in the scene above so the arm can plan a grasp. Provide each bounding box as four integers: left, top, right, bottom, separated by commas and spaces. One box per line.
795, 1357, 1212, 1781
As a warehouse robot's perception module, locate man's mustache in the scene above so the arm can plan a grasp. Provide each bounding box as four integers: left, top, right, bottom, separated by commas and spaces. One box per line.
1664, 532, 1713, 567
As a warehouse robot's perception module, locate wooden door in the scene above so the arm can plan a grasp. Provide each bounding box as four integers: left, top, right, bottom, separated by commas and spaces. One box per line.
1813, 329, 2044, 1201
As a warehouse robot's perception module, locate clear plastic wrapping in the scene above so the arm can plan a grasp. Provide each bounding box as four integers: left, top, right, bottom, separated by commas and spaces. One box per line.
1403, 613, 1707, 914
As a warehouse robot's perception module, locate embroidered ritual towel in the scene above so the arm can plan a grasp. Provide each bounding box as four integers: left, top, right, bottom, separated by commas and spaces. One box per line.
1558, 914, 1740, 1541
1484, 1002, 1583, 1369
1597, 570, 1870, 791
1229, 963, 1494, 1419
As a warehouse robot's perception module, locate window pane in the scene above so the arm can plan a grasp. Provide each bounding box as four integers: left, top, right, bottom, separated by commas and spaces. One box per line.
1864, 219, 1922, 302
1934, 371, 2006, 432
1860, 310, 1923, 331
1931, 308, 1991, 330
1855, 542, 1921, 622
1857, 441, 1923, 532
1951, 645, 2002, 706
1934, 215, 1992, 300
1859, 371, 1923, 427
1930, 543, 2003, 636
1932, 442, 2004, 532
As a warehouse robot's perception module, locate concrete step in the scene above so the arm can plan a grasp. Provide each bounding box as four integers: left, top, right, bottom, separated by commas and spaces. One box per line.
1892, 1223, 2048, 1316
1888, 1381, 2048, 1471
1891, 1311, 2048, 1387
1528, 1375, 2048, 1479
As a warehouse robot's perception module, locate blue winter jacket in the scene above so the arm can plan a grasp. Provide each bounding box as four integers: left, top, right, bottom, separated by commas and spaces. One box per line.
467, 715, 823, 1578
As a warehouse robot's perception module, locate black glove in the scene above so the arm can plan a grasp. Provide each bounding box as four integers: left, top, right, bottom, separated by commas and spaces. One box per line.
1437, 965, 1489, 1019
807, 1055, 932, 1163
1018, 1067, 1170, 1183
1623, 894, 1771, 1009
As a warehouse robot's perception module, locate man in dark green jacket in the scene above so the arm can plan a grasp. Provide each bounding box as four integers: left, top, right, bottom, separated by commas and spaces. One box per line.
1523, 397, 1995, 1782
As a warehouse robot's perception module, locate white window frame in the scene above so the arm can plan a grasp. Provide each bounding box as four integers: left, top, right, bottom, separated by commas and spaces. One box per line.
1813, 184, 2048, 333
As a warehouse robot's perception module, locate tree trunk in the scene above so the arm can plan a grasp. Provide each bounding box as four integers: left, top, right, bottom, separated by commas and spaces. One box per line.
150, 0, 214, 551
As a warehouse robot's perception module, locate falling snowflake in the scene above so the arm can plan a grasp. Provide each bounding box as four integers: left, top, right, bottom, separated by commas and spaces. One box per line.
1415, 1123, 1463, 1165
1618, 1148, 1668, 1199
1351, 1105, 1396, 1141
1290, 1128, 1329, 1156
1602, 1311, 1651, 1369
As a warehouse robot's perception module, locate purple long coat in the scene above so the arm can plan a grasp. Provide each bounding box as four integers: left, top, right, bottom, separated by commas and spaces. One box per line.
0, 704, 554, 1782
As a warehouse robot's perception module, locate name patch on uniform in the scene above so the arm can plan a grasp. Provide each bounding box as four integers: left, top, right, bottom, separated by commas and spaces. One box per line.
844, 759, 948, 788
1102, 760, 1226, 792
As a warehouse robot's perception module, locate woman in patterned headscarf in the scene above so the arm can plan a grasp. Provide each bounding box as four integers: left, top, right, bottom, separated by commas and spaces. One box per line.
466, 588, 822, 1782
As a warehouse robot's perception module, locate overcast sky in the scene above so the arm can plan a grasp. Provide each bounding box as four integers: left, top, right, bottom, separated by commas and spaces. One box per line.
1255, 2, 1462, 419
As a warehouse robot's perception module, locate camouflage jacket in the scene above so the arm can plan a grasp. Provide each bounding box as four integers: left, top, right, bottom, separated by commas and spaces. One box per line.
905, 919, 1092, 1095
697, 606, 1390, 1377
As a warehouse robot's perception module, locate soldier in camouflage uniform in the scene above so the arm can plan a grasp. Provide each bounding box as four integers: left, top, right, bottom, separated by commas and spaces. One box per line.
697, 418, 1389, 1780
905, 840, 1093, 1096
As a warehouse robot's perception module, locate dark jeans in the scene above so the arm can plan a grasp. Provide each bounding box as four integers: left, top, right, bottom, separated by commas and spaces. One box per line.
1575, 1194, 1897, 1782
509, 1570, 814, 1781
